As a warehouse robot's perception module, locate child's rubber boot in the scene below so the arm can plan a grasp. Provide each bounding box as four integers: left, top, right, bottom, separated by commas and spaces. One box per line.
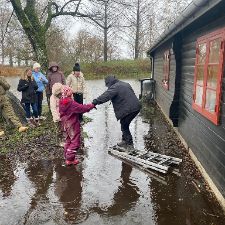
0, 131, 5, 136
73, 159, 79, 165
65, 160, 74, 166
18, 126, 29, 132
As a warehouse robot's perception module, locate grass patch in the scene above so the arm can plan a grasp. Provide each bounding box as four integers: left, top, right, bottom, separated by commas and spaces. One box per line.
0, 106, 93, 155
1, 59, 151, 80
63, 59, 151, 80
0, 65, 25, 77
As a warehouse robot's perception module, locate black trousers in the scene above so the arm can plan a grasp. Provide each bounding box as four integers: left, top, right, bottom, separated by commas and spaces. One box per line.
120, 110, 140, 144
36, 91, 43, 117
73, 93, 83, 121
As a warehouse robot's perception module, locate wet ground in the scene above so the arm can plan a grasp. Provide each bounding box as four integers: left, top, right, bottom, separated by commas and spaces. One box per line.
0, 79, 225, 225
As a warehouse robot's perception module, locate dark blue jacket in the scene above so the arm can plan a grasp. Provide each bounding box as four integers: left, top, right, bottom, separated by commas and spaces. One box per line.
94, 76, 141, 120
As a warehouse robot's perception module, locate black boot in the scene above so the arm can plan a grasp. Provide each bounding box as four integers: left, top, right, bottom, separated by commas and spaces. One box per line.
117, 140, 127, 148
117, 140, 134, 149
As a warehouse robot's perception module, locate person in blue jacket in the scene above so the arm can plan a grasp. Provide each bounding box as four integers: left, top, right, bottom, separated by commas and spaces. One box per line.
32, 62, 48, 120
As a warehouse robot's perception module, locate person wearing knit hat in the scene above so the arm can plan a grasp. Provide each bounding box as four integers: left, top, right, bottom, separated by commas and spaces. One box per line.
59, 85, 95, 166
61, 85, 73, 99
73, 63, 80, 72
66, 63, 87, 122
33, 63, 41, 70
32, 62, 48, 120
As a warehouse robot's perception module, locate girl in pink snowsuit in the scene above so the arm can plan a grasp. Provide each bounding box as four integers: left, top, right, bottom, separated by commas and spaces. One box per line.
59, 86, 95, 166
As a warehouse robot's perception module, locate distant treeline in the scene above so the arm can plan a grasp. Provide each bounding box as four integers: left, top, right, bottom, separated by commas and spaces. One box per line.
68, 59, 151, 80
0, 59, 151, 80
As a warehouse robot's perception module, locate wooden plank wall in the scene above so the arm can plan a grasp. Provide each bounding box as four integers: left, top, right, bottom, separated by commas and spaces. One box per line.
178, 16, 225, 197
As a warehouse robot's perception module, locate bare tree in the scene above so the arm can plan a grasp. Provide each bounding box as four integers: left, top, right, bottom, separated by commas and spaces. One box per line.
120, 0, 153, 59
8, 0, 103, 69
46, 23, 67, 64
152, 0, 193, 39
81, 0, 129, 62
65, 29, 104, 63
121, 0, 193, 58
0, 1, 13, 64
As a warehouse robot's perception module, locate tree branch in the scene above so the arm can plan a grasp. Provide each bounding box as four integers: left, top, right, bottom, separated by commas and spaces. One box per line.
44, 0, 82, 30
60, 0, 80, 13
9, 0, 34, 33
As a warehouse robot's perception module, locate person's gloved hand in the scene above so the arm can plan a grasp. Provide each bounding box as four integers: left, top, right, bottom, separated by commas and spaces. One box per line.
92, 99, 98, 106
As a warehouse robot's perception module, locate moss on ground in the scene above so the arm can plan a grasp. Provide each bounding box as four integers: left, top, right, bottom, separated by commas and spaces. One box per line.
0, 106, 92, 158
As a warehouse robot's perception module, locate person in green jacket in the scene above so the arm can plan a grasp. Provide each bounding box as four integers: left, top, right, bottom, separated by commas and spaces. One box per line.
0, 76, 28, 136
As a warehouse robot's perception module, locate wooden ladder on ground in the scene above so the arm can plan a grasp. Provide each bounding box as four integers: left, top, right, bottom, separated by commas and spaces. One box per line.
108, 147, 182, 174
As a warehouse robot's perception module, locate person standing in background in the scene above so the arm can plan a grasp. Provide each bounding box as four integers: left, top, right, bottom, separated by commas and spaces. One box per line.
66, 63, 87, 122
17, 68, 39, 126
46, 62, 65, 97
32, 62, 48, 120
0, 76, 28, 136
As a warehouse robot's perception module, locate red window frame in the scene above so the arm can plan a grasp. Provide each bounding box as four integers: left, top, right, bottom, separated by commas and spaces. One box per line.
192, 28, 225, 125
162, 50, 170, 90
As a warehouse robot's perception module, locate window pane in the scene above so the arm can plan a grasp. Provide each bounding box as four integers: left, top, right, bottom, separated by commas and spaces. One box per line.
207, 65, 218, 89
205, 89, 217, 112
198, 43, 207, 64
209, 38, 221, 63
196, 66, 204, 85
195, 85, 203, 106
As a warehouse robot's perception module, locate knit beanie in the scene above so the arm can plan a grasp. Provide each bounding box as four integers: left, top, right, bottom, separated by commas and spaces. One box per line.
61, 85, 73, 98
73, 63, 80, 72
33, 62, 41, 69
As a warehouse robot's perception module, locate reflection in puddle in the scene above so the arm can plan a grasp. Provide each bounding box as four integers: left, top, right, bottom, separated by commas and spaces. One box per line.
0, 79, 224, 225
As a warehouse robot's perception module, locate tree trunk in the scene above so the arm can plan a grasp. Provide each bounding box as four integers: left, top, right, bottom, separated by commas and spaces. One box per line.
17, 52, 21, 66
1, 41, 4, 64
9, 51, 13, 67
134, 0, 140, 59
25, 58, 29, 66
27, 33, 48, 70
1, 31, 5, 64
104, 27, 108, 62
10, 0, 49, 70
104, 2, 108, 62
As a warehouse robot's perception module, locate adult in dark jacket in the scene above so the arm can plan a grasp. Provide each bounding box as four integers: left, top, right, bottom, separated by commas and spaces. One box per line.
17, 68, 39, 125
92, 75, 141, 147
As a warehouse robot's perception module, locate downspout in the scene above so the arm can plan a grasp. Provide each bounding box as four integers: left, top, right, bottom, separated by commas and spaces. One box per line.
147, 50, 154, 79
150, 56, 154, 79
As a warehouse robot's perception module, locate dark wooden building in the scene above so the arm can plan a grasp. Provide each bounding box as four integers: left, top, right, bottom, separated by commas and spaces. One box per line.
147, 0, 225, 209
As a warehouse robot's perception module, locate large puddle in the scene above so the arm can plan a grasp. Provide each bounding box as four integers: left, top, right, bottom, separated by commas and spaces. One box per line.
0, 78, 224, 224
